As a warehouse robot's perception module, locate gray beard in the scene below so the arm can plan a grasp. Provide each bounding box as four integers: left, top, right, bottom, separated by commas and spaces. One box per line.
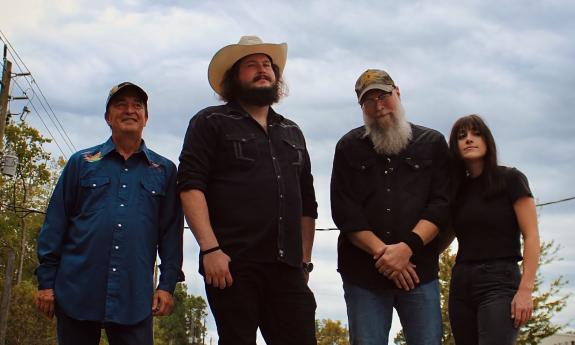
363, 104, 412, 155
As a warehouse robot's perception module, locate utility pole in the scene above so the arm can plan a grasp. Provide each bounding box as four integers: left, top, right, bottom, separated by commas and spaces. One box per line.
0, 44, 12, 153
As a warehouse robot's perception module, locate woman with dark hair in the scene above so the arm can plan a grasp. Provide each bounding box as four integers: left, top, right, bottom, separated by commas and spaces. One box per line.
444, 114, 540, 344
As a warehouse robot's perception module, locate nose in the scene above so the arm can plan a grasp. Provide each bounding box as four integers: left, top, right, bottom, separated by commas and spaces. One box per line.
126, 103, 138, 113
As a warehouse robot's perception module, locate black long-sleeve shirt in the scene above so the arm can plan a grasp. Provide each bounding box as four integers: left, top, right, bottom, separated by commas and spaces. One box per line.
178, 102, 317, 269
331, 124, 449, 289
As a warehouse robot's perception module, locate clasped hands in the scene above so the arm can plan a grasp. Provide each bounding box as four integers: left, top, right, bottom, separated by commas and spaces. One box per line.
373, 242, 419, 291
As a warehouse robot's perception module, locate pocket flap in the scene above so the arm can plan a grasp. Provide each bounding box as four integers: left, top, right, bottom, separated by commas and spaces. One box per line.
80, 176, 110, 188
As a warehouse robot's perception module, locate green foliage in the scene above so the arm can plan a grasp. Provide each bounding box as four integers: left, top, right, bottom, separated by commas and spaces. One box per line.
154, 283, 208, 345
315, 318, 349, 345
516, 241, 571, 345
2, 280, 56, 345
394, 241, 570, 344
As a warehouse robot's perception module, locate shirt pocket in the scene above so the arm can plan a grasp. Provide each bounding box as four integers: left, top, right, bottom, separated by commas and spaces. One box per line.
139, 171, 166, 215
348, 158, 377, 201
224, 133, 259, 169
401, 157, 433, 196
79, 176, 111, 213
281, 137, 306, 175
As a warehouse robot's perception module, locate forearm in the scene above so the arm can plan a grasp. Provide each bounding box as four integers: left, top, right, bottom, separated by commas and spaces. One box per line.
514, 197, 540, 292
180, 189, 218, 250
519, 232, 540, 291
347, 230, 386, 256
301, 216, 315, 262
412, 219, 440, 245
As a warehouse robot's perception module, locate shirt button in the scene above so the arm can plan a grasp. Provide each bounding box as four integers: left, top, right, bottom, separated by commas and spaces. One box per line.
280, 194, 283, 198
278, 249, 285, 258
124, 168, 129, 172
386, 208, 391, 212
277, 175, 281, 179
92, 183, 97, 187
386, 188, 391, 192
414, 164, 420, 169
114, 246, 119, 250
386, 231, 391, 235
279, 216, 283, 221
272, 156, 276, 160
112, 268, 117, 272
120, 204, 125, 207
384, 170, 388, 174
151, 190, 156, 194
387, 157, 391, 162
117, 223, 122, 228
122, 184, 127, 188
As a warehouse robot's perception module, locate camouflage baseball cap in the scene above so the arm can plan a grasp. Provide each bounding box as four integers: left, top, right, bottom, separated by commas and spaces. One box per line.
106, 82, 148, 111
355, 69, 396, 103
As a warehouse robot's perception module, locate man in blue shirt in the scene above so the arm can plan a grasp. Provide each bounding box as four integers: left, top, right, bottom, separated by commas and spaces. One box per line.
34, 82, 184, 345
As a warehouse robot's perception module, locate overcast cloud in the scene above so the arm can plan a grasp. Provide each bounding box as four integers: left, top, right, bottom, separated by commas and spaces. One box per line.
2, 0, 574, 343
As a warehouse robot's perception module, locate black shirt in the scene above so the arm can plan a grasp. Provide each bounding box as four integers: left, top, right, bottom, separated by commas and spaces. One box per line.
331, 124, 450, 289
452, 167, 532, 263
177, 102, 318, 268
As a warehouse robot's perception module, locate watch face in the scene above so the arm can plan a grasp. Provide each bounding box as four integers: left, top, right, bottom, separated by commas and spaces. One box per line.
303, 262, 314, 273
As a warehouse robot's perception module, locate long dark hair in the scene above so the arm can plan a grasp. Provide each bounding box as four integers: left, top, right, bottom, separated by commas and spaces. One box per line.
448, 114, 505, 199
219, 56, 286, 103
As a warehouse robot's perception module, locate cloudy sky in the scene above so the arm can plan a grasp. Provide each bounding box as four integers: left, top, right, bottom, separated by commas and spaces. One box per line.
2, 0, 574, 342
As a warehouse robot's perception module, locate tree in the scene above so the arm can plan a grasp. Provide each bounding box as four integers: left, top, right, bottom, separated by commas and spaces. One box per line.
0, 120, 56, 345
393, 241, 570, 344
154, 283, 208, 345
3, 280, 56, 345
315, 318, 349, 345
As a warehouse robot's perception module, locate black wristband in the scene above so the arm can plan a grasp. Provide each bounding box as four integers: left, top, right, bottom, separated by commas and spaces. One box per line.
200, 246, 220, 256
403, 232, 424, 256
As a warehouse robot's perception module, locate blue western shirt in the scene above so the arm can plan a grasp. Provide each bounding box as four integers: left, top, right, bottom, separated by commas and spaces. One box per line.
36, 137, 184, 325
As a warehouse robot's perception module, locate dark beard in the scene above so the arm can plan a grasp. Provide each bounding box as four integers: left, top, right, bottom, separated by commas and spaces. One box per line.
236, 83, 279, 106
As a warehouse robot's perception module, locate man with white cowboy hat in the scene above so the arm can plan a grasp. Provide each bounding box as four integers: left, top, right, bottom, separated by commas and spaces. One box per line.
178, 36, 318, 344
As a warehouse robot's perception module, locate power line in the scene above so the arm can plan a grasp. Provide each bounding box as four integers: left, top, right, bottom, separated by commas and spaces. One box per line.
0, 30, 76, 155
9, 76, 68, 159
537, 196, 575, 207
181, 195, 575, 231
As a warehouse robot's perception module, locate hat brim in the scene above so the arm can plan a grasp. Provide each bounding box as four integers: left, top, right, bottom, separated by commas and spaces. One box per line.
357, 83, 395, 103
208, 42, 287, 96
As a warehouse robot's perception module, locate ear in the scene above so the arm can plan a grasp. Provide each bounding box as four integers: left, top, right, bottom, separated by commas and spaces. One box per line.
395, 86, 401, 98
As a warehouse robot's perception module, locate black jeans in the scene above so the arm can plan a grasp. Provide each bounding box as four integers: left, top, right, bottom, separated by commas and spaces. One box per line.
448, 260, 521, 345
205, 261, 317, 345
56, 308, 153, 345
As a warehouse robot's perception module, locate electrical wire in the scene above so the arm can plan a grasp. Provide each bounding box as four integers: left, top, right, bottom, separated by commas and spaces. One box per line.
0, 30, 76, 155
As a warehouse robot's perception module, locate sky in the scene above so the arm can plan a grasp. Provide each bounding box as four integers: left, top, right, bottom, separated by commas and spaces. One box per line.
1, 0, 574, 343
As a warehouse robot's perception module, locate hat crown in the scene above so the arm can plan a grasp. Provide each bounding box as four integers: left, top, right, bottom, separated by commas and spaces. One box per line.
355, 69, 396, 102
237, 35, 264, 46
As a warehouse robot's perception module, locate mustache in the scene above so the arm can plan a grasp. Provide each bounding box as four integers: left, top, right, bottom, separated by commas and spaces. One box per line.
252, 74, 272, 82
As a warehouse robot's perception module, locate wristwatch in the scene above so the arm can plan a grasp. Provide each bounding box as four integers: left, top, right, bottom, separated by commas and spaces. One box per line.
302, 262, 314, 273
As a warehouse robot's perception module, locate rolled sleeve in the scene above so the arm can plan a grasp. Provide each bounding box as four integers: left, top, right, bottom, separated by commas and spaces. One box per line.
300, 141, 318, 219
330, 141, 371, 233
177, 113, 217, 193
419, 135, 450, 230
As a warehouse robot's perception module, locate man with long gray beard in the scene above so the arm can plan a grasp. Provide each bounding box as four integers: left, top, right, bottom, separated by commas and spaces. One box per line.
177, 36, 318, 345
330, 69, 450, 345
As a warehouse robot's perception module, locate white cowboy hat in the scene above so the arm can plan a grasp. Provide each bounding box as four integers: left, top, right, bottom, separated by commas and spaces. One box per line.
208, 36, 288, 96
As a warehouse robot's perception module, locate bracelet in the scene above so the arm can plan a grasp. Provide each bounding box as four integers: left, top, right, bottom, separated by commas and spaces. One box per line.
200, 246, 221, 256
403, 232, 424, 256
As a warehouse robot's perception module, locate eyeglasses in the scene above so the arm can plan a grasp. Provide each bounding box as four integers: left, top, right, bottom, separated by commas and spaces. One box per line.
361, 91, 394, 111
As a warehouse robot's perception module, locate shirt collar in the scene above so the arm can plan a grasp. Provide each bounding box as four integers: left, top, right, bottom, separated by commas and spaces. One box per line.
101, 137, 153, 164
225, 101, 285, 123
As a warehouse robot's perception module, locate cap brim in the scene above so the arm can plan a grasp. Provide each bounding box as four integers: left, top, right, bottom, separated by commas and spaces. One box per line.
208, 43, 287, 96
358, 83, 395, 103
